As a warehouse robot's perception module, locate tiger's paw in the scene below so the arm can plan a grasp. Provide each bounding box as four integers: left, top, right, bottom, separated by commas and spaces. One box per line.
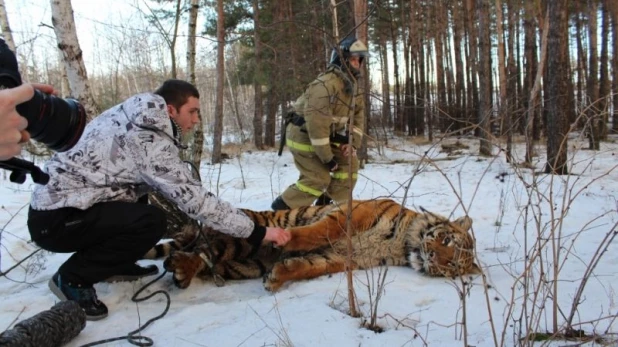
263, 270, 283, 292
263, 262, 289, 292
164, 252, 202, 289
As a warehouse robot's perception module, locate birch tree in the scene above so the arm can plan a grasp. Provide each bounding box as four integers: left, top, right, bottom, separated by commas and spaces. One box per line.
50, 0, 99, 120
0, 0, 15, 52
611, 0, 618, 133
187, 0, 199, 85
185, 0, 203, 169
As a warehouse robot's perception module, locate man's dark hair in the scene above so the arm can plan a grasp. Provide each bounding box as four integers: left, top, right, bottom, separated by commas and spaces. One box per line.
154, 79, 200, 109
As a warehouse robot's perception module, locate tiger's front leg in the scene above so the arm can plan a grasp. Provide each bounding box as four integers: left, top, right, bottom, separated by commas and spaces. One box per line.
263, 252, 352, 292
283, 218, 348, 252
163, 251, 206, 289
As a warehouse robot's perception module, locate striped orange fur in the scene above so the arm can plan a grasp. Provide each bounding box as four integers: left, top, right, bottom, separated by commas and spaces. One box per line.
144, 199, 481, 291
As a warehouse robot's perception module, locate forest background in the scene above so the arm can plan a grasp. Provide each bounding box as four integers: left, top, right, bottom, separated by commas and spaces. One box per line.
2, 0, 616, 172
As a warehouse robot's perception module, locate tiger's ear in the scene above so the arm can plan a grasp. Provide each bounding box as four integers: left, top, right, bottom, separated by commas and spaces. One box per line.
453, 216, 473, 231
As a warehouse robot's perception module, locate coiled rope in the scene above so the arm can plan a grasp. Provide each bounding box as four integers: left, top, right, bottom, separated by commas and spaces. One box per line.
80, 271, 170, 347
84, 160, 201, 346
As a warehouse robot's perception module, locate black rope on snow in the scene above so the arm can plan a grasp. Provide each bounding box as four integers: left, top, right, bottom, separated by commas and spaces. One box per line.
80, 271, 171, 347
83, 160, 199, 346
1, 161, 201, 346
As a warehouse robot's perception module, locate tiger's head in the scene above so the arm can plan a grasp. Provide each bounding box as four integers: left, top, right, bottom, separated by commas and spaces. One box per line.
408, 212, 481, 277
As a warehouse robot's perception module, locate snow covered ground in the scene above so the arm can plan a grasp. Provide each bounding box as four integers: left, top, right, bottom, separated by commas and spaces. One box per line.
1, 136, 617, 346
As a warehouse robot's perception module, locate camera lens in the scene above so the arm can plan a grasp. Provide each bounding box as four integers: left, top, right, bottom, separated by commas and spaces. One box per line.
16, 91, 87, 152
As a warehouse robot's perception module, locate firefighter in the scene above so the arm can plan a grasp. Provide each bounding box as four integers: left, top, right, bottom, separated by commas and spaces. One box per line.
272, 36, 368, 210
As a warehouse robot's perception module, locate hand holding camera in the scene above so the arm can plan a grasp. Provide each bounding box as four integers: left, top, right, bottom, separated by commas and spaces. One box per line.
0, 84, 32, 160
0, 38, 88, 184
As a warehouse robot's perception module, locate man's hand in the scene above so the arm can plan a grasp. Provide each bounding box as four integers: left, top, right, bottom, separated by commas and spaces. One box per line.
31, 83, 57, 95
0, 83, 56, 160
0, 84, 34, 160
340, 144, 356, 157
263, 227, 291, 247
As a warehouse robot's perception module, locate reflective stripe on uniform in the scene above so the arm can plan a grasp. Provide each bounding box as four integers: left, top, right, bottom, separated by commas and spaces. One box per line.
310, 137, 330, 146
331, 172, 358, 180
287, 138, 314, 152
295, 182, 323, 196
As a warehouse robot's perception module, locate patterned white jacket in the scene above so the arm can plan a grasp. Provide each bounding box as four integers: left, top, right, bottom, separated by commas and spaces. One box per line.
31, 93, 257, 238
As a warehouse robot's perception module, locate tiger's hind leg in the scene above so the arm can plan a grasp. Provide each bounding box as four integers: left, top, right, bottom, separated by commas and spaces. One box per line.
263, 252, 352, 292
163, 251, 206, 289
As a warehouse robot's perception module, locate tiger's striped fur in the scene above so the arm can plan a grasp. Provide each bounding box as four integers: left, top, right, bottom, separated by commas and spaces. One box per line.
144, 199, 481, 291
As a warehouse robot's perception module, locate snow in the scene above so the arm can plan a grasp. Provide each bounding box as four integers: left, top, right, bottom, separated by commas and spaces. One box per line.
1, 136, 617, 346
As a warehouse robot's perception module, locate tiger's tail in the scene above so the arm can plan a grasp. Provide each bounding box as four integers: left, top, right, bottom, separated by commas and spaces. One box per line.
142, 224, 200, 259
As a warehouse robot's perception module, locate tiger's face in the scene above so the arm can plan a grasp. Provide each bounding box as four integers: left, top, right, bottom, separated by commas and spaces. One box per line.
410, 215, 481, 277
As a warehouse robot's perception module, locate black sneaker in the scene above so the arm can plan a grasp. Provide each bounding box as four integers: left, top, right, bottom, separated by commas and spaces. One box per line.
104, 264, 159, 283
48, 273, 108, 321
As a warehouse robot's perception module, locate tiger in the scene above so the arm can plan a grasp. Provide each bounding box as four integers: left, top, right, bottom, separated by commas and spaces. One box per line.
143, 199, 481, 292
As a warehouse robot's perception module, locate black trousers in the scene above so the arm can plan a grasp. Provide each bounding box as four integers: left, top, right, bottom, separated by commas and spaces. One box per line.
28, 199, 166, 285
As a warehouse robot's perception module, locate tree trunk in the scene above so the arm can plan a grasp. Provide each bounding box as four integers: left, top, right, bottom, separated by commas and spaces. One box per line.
575, 8, 587, 114
58, 51, 70, 98
389, 2, 402, 134
495, 0, 509, 161
544, 0, 569, 175
586, 0, 600, 150
211, 0, 225, 164
51, 0, 99, 121
443, 8, 455, 134
185, 0, 203, 169
353, 0, 369, 166
379, 34, 391, 128
264, 86, 277, 147
506, 0, 518, 162
452, 1, 466, 134
433, 1, 447, 133
598, 1, 610, 140
476, 0, 492, 156
169, 0, 182, 79
0, 0, 15, 52
523, 4, 541, 164
465, 0, 478, 138
510, 2, 523, 134
252, 0, 264, 149
187, 0, 199, 85
611, 0, 618, 133
417, 37, 428, 138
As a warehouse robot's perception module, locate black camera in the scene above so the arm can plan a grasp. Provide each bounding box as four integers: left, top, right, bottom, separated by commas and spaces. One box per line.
0, 38, 87, 184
